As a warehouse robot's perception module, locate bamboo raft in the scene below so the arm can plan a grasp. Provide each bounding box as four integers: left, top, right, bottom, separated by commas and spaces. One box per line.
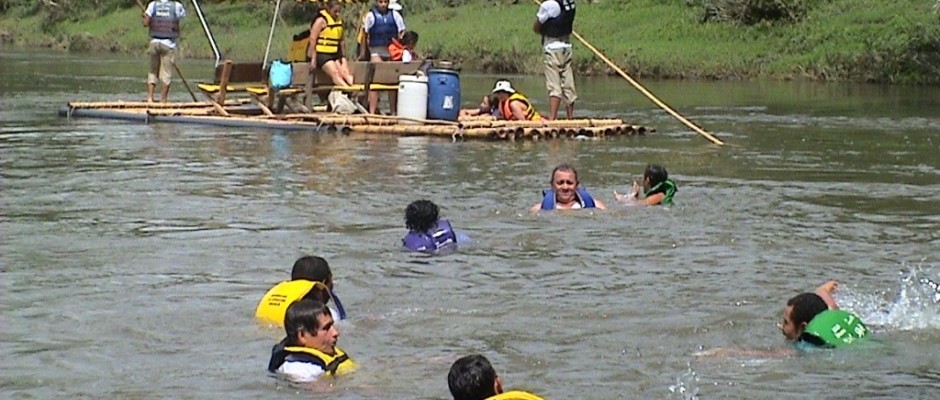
60, 100, 653, 141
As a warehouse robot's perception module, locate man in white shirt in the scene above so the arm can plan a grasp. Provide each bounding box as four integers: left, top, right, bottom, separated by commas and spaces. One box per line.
143, 0, 186, 103
533, 0, 577, 120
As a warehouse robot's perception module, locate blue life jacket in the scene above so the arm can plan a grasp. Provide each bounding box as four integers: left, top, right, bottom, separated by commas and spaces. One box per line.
540, 187, 596, 210
402, 219, 457, 253
367, 8, 399, 47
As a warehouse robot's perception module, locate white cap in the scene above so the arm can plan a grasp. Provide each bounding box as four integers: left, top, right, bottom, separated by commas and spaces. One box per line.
389, 0, 403, 11
492, 80, 515, 94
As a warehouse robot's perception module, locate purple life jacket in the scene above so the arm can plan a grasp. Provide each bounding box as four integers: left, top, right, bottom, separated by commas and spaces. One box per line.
402, 219, 457, 253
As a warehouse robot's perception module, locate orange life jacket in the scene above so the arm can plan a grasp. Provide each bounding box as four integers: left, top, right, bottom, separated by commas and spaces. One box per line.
499, 93, 541, 121
388, 38, 405, 61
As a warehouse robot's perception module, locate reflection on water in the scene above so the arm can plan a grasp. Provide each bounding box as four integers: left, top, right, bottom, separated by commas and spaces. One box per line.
1, 51, 939, 399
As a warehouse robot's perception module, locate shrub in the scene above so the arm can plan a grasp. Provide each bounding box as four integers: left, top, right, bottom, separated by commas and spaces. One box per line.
697, 0, 816, 25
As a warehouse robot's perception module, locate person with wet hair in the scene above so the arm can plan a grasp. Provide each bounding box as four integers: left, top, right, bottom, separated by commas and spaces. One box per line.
402, 199, 458, 253
614, 164, 677, 206
447, 354, 544, 400
531, 163, 606, 211
268, 299, 356, 382
256, 256, 347, 326
780, 280, 869, 348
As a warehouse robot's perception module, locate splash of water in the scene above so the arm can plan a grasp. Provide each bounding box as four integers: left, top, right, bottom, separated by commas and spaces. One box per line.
839, 263, 940, 331
667, 362, 700, 400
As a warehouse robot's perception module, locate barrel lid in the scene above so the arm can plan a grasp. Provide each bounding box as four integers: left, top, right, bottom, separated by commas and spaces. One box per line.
399, 74, 428, 82
428, 68, 460, 76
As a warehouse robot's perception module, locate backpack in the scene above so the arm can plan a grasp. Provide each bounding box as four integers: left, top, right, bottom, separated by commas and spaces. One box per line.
269, 60, 292, 90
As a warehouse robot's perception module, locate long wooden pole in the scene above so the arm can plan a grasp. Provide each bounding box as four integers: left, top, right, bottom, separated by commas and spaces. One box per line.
532, 0, 724, 145
136, 0, 199, 102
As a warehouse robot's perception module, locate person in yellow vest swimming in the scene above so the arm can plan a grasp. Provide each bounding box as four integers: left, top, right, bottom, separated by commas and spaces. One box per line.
256, 256, 347, 326
267, 299, 357, 382
309, 0, 354, 87
491, 80, 542, 121
447, 354, 545, 400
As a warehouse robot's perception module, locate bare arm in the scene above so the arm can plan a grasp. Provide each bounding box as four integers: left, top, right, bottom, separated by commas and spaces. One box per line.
593, 197, 607, 210
533, 20, 542, 34
308, 18, 326, 70
510, 100, 529, 121
530, 202, 543, 213
815, 280, 840, 309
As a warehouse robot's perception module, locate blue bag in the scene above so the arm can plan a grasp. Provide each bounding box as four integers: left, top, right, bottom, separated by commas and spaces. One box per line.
269, 60, 292, 90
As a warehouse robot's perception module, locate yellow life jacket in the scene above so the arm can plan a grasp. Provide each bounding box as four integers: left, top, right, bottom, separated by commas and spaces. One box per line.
255, 280, 326, 326
315, 9, 344, 55
486, 391, 546, 400
499, 93, 542, 121
281, 345, 358, 376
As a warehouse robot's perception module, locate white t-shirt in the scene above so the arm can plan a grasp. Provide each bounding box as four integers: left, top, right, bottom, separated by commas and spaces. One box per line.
363, 9, 406, 34
276, 360, 325, 383
536, 1, 572, 51
146, 0, 187, 48
402, 49, 413, 63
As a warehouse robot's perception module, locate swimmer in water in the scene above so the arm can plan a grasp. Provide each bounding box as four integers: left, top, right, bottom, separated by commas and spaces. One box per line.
531, 163, 607, 212
402, 199, 459, 253
448, 354, 545, 400
614, 164, 676, 206
256, 255, 347, 326
267, 299, 356, 382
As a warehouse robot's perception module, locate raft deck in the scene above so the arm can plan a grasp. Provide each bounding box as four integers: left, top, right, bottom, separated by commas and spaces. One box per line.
60, 100, 653, 141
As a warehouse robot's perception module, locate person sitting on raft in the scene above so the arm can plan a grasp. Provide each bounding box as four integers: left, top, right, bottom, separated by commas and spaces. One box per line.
268, 299, 357, 383
389, 30, 419, 62
614, 164, 677, 206
491, 80, 542, 121
448, 354, 545, 400
403, 199, 458, 254
309, 0, 355, 87
530, 163, 607, 212
256, 255, 347, 326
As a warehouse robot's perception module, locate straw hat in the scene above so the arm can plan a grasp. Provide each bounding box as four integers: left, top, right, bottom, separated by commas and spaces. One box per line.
491, 80, 516, 94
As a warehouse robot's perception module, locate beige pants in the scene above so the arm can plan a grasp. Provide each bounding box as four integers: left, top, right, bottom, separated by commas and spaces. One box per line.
543, 48, 577, 105
148, 42, 176, 86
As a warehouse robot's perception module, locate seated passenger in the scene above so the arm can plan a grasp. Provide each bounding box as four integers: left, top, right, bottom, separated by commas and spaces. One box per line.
491, 80, 542, 121
256, 256, 347, 326
389, 30, 419, 62
448, 354, 545, 400
531, 163, 607, 212
309, 1, 354, 87
268, 299, 356, 382
614, 164, 677, 206
402, 199, 458, 254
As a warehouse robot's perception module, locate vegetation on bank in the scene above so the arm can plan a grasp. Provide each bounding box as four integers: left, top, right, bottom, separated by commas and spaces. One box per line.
1, 0, 939, 83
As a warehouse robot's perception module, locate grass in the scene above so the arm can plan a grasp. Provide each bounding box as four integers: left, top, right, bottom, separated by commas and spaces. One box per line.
2, 0, 939, 83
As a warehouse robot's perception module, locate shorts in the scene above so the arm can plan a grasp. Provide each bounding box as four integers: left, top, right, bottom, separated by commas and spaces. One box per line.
369, 45, 391, 61
543, 47, 577, 105
316, 53, 343, 69
147, 41, 176, 86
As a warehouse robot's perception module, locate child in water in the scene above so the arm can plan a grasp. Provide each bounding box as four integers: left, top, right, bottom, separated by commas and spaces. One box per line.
614, 164, 677, 206
459, 93, 501, 118
402, 199, 458, 254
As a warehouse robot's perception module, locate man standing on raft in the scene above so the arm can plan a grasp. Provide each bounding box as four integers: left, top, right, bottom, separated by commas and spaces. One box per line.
533, 0, 577, 120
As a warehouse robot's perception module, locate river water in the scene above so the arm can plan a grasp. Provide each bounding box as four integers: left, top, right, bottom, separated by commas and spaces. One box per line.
2, 51, 939, 399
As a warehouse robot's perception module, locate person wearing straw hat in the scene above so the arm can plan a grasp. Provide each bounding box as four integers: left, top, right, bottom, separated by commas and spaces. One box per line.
142, 0, 187, 103
533, 0, 577, 120
491, 80, 542, 121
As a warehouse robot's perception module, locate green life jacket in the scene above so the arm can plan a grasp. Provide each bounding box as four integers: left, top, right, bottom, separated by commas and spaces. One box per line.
644, 178, 677, 205
801, 309, 869, 348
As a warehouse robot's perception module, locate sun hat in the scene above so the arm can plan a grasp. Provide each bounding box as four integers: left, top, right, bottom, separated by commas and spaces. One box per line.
491, 80, 515, 94
389, 0, 403, 11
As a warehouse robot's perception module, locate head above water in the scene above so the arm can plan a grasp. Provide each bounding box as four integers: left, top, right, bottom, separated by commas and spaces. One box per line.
448, 354, 503, 400
781, 292, 828, 341
550, 163, 580, 206
291, 255, 333, 303
643, 164, 668, 190
284, 299, 338, 354
405, 199, 440, 234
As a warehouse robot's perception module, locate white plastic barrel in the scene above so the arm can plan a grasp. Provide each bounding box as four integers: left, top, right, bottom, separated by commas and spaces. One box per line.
397, 74, 428, 124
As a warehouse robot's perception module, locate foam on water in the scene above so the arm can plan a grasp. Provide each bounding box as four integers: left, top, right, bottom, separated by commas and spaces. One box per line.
839, 263, 940, 331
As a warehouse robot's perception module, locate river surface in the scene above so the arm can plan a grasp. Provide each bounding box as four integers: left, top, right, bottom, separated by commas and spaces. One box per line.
2, 51, 939, 399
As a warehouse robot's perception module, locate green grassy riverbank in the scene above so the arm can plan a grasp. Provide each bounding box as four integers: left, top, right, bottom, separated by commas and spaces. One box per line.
1, 0, 939, 83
